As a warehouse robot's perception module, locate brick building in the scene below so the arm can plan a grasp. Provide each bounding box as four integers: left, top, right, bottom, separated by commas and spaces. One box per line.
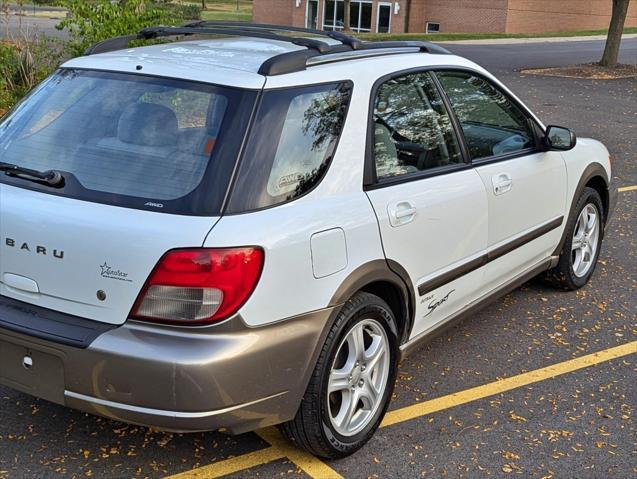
253, 0, 637, 35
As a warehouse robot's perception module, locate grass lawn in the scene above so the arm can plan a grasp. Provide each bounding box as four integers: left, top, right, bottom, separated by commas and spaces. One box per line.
177, 0, 253, 22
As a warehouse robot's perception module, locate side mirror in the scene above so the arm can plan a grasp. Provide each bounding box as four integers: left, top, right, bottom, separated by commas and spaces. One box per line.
544, 125, 576, 151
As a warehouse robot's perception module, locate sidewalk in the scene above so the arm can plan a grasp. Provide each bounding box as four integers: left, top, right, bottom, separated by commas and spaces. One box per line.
438, 33, 637, 45
6, 3, 66, 12
5, 4, 67, 20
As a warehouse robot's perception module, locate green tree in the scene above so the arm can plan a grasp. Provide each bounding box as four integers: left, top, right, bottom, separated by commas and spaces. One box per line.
57, 0, 174, 56
600, 0, 631, 67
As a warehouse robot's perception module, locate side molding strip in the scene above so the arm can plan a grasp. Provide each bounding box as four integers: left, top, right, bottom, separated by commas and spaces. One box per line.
403, 257, 554, 358
418, 216, 563, 297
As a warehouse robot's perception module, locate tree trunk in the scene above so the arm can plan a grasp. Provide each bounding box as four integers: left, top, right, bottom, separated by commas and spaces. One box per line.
600, 0, 631, 67
201, 0, 207, 10
343, 0, 351, 32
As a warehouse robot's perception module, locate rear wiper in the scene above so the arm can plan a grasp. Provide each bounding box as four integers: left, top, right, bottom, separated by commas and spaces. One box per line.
0, 162, 64, 187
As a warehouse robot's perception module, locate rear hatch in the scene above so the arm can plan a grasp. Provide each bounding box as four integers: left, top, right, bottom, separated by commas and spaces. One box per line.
0, 185, 218, 325
0, 69, 256, 325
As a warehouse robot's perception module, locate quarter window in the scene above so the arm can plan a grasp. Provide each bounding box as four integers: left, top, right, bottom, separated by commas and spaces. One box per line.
435, 71, 535, 160
372, 72, 463, 180
228, 82, 352, 213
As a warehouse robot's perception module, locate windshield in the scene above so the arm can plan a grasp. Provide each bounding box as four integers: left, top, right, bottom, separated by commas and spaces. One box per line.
0, 69, 256, 215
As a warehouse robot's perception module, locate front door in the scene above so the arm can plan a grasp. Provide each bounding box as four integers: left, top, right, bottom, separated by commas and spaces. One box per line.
307, 0, 319, 29
377, 3, 392, 33
435, 70, 567, 290
365, 71, 489, 340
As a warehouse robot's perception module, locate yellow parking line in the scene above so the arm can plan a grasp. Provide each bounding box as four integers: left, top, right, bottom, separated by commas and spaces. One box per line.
167, 341, 637, 478
165, 446, 285, 479
381, 340, 636, 427
166, 184, 636, 478
258, 428, 344, 479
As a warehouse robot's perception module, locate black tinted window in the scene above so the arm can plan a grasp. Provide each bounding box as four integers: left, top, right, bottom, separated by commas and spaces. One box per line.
436, 71, 535, 160
0, 70, 255, 215
228, 82, 351, 213
373, 72, 462, 180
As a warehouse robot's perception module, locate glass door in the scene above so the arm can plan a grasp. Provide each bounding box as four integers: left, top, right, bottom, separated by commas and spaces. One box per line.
377, 2, 392, 33
307, 0, 319, 29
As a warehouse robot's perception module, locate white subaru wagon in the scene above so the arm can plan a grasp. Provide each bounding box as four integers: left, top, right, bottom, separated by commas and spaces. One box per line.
0, 23, 617, 458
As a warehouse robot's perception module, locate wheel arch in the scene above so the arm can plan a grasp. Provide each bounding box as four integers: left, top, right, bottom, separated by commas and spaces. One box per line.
553, 162, 610, 257
328, 260, 415, 345
585, 174, 610, 222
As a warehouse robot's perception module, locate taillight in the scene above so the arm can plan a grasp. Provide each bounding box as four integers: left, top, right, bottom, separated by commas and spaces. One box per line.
131, 248, 264, 325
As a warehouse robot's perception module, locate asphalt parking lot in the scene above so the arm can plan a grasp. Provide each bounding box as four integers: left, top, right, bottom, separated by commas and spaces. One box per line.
1, 38, 636, 479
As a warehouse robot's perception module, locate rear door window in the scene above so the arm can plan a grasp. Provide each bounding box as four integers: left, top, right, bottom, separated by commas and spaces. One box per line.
372, 71, 463, 180
0, 69, 256, 215
227, 82, 352, 213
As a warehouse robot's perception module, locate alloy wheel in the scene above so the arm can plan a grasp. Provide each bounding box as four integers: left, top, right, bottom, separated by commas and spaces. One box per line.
327, 318, 390, 437
571, 203, 600, 278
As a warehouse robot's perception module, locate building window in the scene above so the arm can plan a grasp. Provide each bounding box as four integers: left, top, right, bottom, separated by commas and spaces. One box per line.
324, 0, 372, 33
426, 22, 441, 33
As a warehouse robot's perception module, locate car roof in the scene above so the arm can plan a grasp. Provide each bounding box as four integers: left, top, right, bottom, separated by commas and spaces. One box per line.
63, 37, 337, 89
63, 35, 481, 91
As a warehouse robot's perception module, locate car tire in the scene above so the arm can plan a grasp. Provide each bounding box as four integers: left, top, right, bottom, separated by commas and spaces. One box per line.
279, 291, 399, 459
544, 187, 604, 290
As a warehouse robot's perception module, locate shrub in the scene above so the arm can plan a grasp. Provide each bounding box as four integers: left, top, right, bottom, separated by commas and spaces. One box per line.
153, 2, 202, 21
57, 0, 179, 56
0, 37, 65, 114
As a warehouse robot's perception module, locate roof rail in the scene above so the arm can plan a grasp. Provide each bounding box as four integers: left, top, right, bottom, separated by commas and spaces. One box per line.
183, 20, 363, 47
84, 22, 450, 75
85, 25, 333, 55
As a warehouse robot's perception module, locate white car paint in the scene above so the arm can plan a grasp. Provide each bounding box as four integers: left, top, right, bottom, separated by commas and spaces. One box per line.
0, 36, 612, 338
475, 150, 567, 290
366, 169, 489, 336
0, 184, 219, 325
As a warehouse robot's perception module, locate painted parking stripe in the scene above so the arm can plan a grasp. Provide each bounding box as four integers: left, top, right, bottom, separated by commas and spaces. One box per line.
165, 341, 635, 479
165, 181, 636, 477
166, 446, 286, 479
164, 428, 343, 479
165, 186, 637, 477
258, 428, 343, 479
381, 340, 636, 427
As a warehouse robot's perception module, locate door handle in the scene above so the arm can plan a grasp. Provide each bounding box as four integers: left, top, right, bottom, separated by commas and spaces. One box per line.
388, 201, 417, 227
395, 207, 417, 219
492, 173, 513, 195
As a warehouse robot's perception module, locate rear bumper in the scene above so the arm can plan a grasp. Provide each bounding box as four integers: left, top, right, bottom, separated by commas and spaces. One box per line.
0, 299, 335, 434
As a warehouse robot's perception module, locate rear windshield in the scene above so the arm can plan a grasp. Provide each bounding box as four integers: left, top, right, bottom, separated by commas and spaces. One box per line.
0, 69, 256, 215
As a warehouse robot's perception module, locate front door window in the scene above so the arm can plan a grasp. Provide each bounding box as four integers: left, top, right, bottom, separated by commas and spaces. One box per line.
435, 71, 536, 160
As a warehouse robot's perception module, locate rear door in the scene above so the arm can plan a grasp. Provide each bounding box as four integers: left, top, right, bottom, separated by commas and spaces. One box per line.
364, 71, 489, 340
435, 70, 566, 290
